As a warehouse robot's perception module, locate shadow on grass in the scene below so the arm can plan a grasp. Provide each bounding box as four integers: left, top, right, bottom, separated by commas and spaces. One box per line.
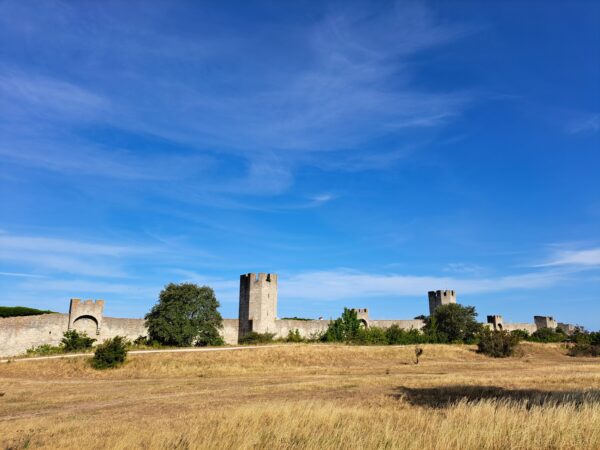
392, 385, 600, 409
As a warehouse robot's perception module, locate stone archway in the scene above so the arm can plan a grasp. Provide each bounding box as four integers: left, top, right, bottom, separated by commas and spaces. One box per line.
72, 315, 99, 336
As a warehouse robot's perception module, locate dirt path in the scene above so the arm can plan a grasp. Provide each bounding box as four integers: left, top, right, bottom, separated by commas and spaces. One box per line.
0, 344, 285, 364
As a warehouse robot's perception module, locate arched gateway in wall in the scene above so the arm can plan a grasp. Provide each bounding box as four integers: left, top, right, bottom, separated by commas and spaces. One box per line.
68, 299, 104, 335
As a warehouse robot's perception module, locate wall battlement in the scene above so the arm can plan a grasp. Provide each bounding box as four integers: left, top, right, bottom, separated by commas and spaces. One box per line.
351, 308, 369, 320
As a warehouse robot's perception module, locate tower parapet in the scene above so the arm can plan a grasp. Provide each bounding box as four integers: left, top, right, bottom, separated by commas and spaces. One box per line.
351, 308, 369, 320
238, 273, 278, 339
487, 315, 504, 331
68, 298, 104, 335
534, 315, 557, 330
428, 290, 456, 315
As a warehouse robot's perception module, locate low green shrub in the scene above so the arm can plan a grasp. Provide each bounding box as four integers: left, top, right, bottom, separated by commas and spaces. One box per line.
133, 335, 149, 346
239, 331, 276, 345
569, 330, 600, 346
306, 331, 325, 342
568, 343, 600, 357
567, 330, 600, 357
128, 336, 174, 349
61, 330, 96, 352
477, 329, 521, 357
528, 327, 568, 343
196, 334, 224, 347
510, 329, 530, 341
285, 329, 304, 343
385, 325, 425, 345
355, 326, 388, 345
91, 336, 128, 369
26, 344, 64, 356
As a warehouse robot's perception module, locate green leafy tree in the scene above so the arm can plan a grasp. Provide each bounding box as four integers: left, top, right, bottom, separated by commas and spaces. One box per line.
145, 283, 224, 347
355, 326, 388, 345
567, 329, 600, 357
61, 330, 96, 352
91, 336, 128, 369
385, 325, 425, 345
477, 329, 521, 357
322, 308, 362, 342
529, 327, 567, 343
510, 329, 530, 341
423, 304, 482, 343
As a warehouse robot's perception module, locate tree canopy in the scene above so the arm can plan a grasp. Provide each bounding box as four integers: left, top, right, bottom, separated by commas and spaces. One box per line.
145, 283, 223, 347
423, 303, 482, 343
322, 307, 363, 342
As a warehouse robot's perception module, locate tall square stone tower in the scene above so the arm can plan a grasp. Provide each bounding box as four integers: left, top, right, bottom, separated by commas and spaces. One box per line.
428, 290, 456, 316
238, 273, 278, 338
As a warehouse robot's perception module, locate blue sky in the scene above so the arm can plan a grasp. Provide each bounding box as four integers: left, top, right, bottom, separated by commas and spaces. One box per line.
1, 1, 599, 328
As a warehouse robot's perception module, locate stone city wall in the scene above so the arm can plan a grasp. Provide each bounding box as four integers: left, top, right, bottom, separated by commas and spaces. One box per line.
0, 314, 241, 357
273, 319, 330, 339
222, 319, 239, 345
1, 274, 577, 357
0, 313, 69, 357
0, 314, 149, 357
500, 322, 538, 334
368, 319, 425, 330
101, 317, 147, 341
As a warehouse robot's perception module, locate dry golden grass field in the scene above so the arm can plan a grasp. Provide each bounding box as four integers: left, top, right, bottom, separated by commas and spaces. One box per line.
1, 343, 600, 449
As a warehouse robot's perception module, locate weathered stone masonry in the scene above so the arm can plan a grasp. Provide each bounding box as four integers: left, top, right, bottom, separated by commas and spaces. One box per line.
0, 273, 575, 357
0, 300, 146, 357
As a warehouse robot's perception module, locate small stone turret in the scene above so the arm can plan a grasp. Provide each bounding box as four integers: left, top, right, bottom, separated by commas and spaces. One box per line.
68, 298, 104, 335
351, 308, 369, 320
487, 315, 504, 331
428, 290, 456, 315
238, 273, 278, 339
534, 315, 557, 330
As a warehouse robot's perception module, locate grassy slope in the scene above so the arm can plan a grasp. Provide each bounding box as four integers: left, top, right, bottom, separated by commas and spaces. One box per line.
0, 306, 55, 318
1, 343, 599, 449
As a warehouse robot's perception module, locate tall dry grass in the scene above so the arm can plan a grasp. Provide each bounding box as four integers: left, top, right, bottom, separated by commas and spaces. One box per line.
1, 343, 600, 449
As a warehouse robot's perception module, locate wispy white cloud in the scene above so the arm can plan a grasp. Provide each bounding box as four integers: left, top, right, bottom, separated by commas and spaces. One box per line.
311, 193, 336, 204
443, 263, 485, 274
0, 233, 147, 256
537, 247, 600, 268
0, 1, 475, 202
566, 113, 600, 135
169, 269, 239, 292
0, 232, 157, 278
14, 279, 157, 297
0, 71, 107, 120
0, 271, 45, 278
279, 269, 563, 301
